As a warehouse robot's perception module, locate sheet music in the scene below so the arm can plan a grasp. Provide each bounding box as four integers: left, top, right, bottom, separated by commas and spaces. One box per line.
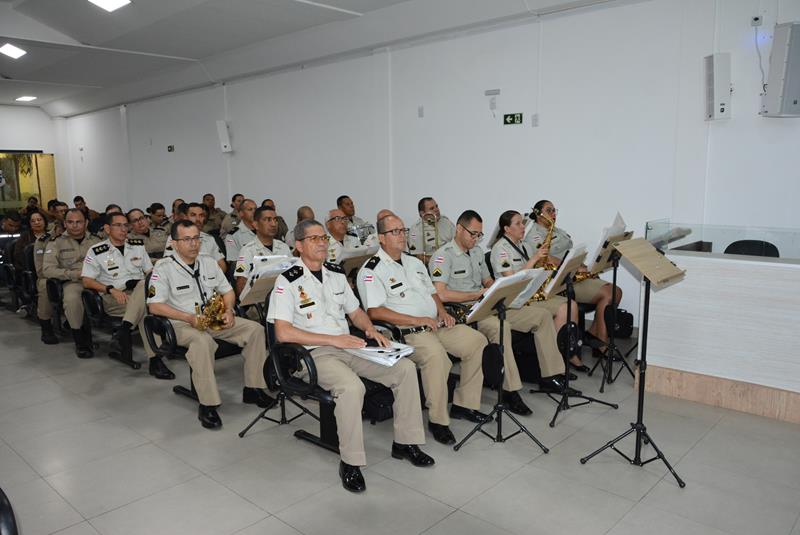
464, 268, 541, 317
337, 244, 379, 262
544, 244, 587, 297
508, 269, 551, 309
586, 212, 626, 273
239, 256, 298, 303
345, 341, 414, 367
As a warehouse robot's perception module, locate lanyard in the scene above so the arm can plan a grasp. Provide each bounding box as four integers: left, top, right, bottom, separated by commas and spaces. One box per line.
503, 235, 529, 261
170, 256, 208, 305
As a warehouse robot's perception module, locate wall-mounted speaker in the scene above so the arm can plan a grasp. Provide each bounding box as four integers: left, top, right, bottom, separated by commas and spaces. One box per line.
704, 53, 731, 121
761, 22, 800, 118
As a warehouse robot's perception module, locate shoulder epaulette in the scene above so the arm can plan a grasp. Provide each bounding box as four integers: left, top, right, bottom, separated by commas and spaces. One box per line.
92, 244, 109, 254
231, 226, 239, 233
37, 233, 50, 242
127, 238, 144, 246
324, 261, 344, 274
365, 256, 381, 270
282, 265, 303, 282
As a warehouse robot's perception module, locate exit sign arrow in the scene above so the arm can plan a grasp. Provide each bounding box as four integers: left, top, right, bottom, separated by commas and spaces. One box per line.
503, 113, 522, 125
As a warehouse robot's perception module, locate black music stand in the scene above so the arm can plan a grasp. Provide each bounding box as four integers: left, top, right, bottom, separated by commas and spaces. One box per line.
585, 231, 635, 392
580, 238, 686, 487
531, 248, 618, 427
453, 276, 548, 453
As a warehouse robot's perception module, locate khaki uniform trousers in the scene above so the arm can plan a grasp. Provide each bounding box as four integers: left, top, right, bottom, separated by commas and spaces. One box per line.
574, 278, 608, 304
404, 324, 487, 426
171, 317, 267, 406
506, 305, 565, 378
100, 281, 155, 358
534, 294, 567, 317
475, 316, 521, 392
63, 281, 85, 328
310, 347, 425, 467
36, 279, 53, 321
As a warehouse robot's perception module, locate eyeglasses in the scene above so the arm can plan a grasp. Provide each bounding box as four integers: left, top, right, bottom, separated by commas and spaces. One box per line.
542, 207, 558, 215
327, 216, 348, 223
174, 236, 201, 244
300, 234, 331, 243
459, 225, 484, 240
110, 223, 130, 230
129, 216, 147, 224
380, 228, 409, 236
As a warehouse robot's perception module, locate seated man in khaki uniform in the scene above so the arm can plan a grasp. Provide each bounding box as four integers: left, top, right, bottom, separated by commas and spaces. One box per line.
81, 212, 174, 380
431, 210, 573, 400
234, 206, 292, 297
127, 208, 168, 260
225, 199, 258, 263
163, 203, 226, 273
202, 193, 227, 234
147, 220, 274, 429
42, 208, 101, 358
357, 214, 490, 446
34, 227, 58, 344
408, 196, 456, 261
220, 193, 244, 237
268, 219, 433, 493
325, 208, 365, 264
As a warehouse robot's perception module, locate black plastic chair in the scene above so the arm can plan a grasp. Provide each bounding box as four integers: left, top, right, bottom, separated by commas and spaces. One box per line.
0, 486, 19, 535
81, 288, 138, 369
45, 278, 71, 334
141, 272, 241, 401
724, 240, 779, 258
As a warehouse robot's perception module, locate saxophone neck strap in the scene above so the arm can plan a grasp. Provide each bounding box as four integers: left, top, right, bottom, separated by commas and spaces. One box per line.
503, 235, 529, 261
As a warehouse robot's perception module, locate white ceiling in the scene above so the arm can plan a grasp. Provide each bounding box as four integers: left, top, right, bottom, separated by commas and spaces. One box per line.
0, 0, 623, 117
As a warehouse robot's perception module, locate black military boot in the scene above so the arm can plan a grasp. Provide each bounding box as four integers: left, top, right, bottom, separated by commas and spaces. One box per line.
40, 319, 59, 345
71, 327, 94, 359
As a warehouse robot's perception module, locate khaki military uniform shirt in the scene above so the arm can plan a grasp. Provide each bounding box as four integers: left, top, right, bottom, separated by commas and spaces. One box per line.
407, 216, 456, 256
428, 240, 489, 293
220, 211, 240, 237
42, 234, 101, 281
490, 236, 531, 276
357, 247, 438, 321
267, 261, 359, 348
234, 237, 292, 280
224, 225, 256, 262
523, 222, 573, 261
326, 234, 364, 264
81, 238, 152, 289
147, 254, 232, 315
163, 232, 224, 262
203, 208, 227, 233
33, 233, 52, 278
128, 229, 168, 257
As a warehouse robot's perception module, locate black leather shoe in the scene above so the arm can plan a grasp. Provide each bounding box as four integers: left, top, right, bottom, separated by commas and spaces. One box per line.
40, 320, 58, 345
198, 405, 222, 429
538, 377, 582, 396
502, 390, 532, 416
428, 422, 456, 445
450, 404, 493, 423
149, 357, 175, 380
391, 443, 435, 467
71, 329, 94, 359
571, 362, 590, 373
243, 387, 277, 409
339, 461, 366, 493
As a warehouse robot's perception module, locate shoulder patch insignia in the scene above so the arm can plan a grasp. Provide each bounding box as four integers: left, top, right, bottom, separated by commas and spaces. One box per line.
127, 238, 144, 246
324, 261, 345, 274
365, 256, 381, 270
147, 285, 156, 298
282, 265, 303, 282
431, 267, 443, 277
235, 265, 245, 273
92, 244, 110, 254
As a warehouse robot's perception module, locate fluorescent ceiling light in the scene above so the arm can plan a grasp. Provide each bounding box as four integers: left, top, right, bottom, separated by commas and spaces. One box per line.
15, 96, 37, 102
87, 0, 131, 12
0, 43, 27, 59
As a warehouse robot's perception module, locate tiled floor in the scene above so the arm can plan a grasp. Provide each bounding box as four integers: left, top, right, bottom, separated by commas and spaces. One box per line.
1, 309, 799, 535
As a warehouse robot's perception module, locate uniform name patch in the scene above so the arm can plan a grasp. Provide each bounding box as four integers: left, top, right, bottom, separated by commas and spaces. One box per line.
176, 285, 190, 290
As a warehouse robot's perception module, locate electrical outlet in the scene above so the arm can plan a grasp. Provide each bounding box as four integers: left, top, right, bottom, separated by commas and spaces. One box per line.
751, 15, 762, 27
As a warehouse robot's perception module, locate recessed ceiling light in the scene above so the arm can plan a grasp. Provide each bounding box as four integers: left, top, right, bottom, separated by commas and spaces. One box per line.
87, 0, 131, 13
0, 43, 27, 59
15, 96, 37, 102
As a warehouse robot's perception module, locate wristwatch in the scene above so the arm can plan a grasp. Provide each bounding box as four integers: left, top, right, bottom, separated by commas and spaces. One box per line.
106, 285, 114, 294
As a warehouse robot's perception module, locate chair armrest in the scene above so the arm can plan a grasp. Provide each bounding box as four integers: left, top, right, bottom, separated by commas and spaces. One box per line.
143, 315, 178, 356
81, 288, 104, 319
370, 320, 405, 343
270, 342, 318, 396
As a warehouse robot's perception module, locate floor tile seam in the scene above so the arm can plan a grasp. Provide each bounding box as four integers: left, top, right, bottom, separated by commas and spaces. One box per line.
451, 509, 518, 535
0, 409, 119, 446
457, 458, 539, 512
81, 472, 206, 521
676, 448, 800, 495
228, 514, 288, 535
356, 466, 458, 510
599, 498, 638, 535
202, 465, 306, 516
3, 438, 70, 487
417, 509, 461, 535
268, 480, 340, 517
49, 518, 91, 535
637, 497, 742, 535
29, 436, 154, 480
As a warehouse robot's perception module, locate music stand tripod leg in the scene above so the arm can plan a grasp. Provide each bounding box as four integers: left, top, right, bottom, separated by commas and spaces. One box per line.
579, 278, 685, 488
454, 300, 549, 454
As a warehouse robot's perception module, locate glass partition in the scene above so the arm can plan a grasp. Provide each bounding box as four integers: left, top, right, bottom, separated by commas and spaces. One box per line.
645, 219, 800, 261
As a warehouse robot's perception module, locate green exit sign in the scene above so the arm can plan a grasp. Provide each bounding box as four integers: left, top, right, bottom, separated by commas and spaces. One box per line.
503, 113, 522, 125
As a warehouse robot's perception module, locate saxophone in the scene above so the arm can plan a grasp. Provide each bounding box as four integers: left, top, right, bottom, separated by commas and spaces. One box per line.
528, 213, 559, 303
194, 290, 227, 331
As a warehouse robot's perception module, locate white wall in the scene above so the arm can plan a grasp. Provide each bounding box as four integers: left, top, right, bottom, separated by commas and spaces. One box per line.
0, 105, 57, 152
2, 0, 799, 316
